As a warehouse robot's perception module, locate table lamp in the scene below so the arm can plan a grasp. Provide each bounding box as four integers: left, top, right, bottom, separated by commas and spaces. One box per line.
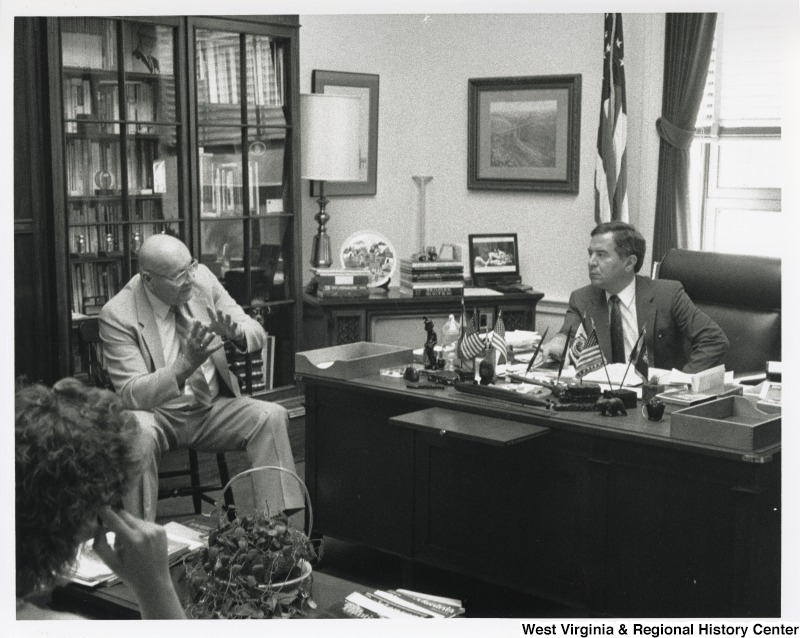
300, 93, 361, 268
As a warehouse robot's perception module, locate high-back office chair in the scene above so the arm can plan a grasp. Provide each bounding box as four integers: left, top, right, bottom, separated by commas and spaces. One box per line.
78, 318, 232, 514
657, 249, 781, 376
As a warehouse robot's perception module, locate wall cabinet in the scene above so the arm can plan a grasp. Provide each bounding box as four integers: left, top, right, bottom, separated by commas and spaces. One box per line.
14, 16, 301, 396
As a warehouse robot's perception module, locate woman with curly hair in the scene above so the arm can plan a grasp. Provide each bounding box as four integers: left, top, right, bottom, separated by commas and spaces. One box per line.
16, 377, 184, 619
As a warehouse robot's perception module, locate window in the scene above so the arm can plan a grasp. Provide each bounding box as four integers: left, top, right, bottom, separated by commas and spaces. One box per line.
690, 11, 783, 258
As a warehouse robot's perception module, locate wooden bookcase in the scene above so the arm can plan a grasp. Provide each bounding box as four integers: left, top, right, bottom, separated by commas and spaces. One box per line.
14, 15, 301, 398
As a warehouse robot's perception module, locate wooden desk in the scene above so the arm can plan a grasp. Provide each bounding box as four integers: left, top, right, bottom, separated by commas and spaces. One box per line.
302, 289, 543, 349
301, 371, 781, 618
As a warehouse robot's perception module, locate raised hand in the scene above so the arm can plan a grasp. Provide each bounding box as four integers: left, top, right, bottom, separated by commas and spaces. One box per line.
205, 306, 244, 343
180, 317, 224, 369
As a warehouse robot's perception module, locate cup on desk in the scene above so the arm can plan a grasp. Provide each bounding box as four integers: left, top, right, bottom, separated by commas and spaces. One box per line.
642, 399, 666, 422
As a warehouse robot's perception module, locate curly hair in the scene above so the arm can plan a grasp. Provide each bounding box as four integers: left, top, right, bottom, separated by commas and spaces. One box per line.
15, 378, 140, 597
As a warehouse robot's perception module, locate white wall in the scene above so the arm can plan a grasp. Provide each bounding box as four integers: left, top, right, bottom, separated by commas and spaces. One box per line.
299, 13, 664, 330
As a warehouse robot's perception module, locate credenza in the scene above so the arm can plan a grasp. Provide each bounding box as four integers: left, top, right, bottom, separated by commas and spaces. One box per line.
302, 289, 544, 349
301, 370, 780, 617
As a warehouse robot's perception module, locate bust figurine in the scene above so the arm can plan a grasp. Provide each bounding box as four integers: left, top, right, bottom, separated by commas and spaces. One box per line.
423, 317, 438, 369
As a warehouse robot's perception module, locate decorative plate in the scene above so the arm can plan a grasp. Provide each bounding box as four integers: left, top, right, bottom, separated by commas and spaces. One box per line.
340, 230, 397, 288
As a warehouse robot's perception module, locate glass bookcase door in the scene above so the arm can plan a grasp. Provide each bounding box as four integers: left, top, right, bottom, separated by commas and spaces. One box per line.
194, 24, 294, 394
60, 17, 185, 373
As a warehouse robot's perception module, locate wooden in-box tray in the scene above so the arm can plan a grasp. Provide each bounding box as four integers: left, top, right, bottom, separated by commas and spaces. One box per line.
295, 342, 414, 380
670, 396, 780, 451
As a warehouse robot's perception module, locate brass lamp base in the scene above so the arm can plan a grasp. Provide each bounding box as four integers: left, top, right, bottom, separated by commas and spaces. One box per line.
310, 180, 332, 268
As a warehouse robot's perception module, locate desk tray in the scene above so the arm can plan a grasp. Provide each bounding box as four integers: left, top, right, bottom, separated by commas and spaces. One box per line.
670, 396, 780, 451
295, 342, 414, 380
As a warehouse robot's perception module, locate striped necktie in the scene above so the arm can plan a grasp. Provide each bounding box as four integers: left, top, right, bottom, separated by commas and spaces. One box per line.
172, 305, 215, 406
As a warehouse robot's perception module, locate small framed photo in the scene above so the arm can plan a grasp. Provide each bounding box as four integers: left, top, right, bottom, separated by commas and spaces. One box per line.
312, 70, 379, 196
468, 74, 581, 192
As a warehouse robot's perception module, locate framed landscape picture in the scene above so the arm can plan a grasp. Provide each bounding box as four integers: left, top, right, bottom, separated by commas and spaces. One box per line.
312, 70, 379, 197
468, 74, 581, 192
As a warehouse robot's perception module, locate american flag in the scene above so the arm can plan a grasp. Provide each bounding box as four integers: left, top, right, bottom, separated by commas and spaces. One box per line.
458, 310, 484, 361
574, 326, 604, 379
490, 312, 507, 364
595, 13, 628, 223
633, 338, 649, 381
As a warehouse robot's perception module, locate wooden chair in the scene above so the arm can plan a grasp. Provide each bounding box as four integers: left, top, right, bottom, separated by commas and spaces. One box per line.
78, 318, 232, 514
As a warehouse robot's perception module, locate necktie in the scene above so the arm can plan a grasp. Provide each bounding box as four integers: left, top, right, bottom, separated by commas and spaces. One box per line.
172, 305, 215, 406
609, 295, 625, 364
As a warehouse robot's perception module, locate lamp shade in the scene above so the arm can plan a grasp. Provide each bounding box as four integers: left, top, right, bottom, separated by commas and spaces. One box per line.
300, 93, 361, 182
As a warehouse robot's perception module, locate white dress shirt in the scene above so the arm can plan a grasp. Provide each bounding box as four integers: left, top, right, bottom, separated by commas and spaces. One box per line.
606, 278, 639, 361
144, 286, 219, 401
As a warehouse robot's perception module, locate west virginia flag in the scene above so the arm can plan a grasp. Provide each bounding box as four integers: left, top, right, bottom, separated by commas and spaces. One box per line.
595, 13, 628, 223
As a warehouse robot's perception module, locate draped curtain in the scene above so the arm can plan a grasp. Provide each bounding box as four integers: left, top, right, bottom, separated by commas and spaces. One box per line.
651, 13, 717, 264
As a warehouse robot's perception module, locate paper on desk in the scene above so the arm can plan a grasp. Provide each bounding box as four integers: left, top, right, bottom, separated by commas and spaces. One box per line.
581, 363, 643, 387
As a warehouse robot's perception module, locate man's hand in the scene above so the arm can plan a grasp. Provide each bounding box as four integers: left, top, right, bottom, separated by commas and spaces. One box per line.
534, 334, 567, 368
206, 307, 245, 345
92, 507, 184, 619
181, 318, 224, 370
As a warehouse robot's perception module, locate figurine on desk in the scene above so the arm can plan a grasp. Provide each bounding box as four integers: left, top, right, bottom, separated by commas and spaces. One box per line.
423, 316, 438, 369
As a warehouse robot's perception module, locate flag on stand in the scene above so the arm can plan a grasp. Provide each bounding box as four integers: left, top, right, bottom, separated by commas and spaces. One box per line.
633, 339, 649, 381
490, 312, 507, 364
595, 12, 628, 223
458, 309, 484, 361
573, 326, 604, 379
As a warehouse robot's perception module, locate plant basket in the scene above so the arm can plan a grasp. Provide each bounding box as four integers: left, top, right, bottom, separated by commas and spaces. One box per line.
181, 466, 320, 619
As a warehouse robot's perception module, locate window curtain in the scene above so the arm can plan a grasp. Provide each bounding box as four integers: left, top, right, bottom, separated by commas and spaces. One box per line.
652, 13, 717, 264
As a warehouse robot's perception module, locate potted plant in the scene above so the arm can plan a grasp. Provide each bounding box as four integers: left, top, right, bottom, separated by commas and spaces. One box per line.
641, 374, 666, 402
181, 467, 321, 619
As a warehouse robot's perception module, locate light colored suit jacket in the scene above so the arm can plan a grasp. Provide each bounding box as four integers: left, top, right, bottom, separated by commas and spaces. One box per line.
558, 275, 729, 373
99, 264, 266, 411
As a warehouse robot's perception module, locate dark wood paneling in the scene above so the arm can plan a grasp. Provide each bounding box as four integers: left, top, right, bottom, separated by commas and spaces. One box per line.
14, 17, 59, 385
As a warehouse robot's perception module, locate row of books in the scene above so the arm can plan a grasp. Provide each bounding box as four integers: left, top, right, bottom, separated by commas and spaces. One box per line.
399, 258, 465, 297
196, 36, 284, 107
61, 19, 117, 71
311, 268, 371, 298
325, 588, 465, 619
66, 138, 121, 197
64, 80, 159, 131
70, 262, 121, 315
226, 335, 276, 394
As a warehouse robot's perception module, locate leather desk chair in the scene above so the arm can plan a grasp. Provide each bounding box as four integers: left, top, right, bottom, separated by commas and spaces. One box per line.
78, 318, 232, 514
657, 249, 781, 377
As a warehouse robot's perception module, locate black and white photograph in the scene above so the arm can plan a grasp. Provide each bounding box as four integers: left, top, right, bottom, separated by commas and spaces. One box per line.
5, 1, 799, 634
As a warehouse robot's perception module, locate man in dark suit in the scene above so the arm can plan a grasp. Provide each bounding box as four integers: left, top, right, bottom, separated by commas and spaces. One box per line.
538, 221, 728, 373
99, 234, 303, 521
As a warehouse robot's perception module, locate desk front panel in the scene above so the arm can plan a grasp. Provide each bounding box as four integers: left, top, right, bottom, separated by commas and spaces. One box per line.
302, 375, 780, 617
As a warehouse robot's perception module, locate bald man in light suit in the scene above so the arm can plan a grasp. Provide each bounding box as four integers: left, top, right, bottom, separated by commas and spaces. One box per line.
99, 234, 303, 521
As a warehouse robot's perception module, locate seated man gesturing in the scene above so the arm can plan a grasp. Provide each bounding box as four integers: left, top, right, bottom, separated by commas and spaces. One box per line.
99, 234, 302, 521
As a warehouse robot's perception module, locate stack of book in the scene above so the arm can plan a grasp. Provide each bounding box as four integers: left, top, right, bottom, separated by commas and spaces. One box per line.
312, 268, 370, 298
324, 588, 465, 619
399, 259, 464, 297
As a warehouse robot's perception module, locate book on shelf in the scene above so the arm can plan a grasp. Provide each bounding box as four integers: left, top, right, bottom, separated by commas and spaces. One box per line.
69, 521, 203, 588
323, 588, 464, 619
400, 280, 465, 297
312, 267, 370, 286
399, 257, 463, 269
399, 270, 465, 282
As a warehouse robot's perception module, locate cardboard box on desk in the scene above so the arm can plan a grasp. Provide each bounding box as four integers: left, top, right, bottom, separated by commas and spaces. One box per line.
671, 396, 780, 451
295, 342, 414, 380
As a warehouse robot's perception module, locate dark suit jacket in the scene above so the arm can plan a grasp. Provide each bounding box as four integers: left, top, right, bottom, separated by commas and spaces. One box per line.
99, 264, 265, 411
558, 276, 729, 373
